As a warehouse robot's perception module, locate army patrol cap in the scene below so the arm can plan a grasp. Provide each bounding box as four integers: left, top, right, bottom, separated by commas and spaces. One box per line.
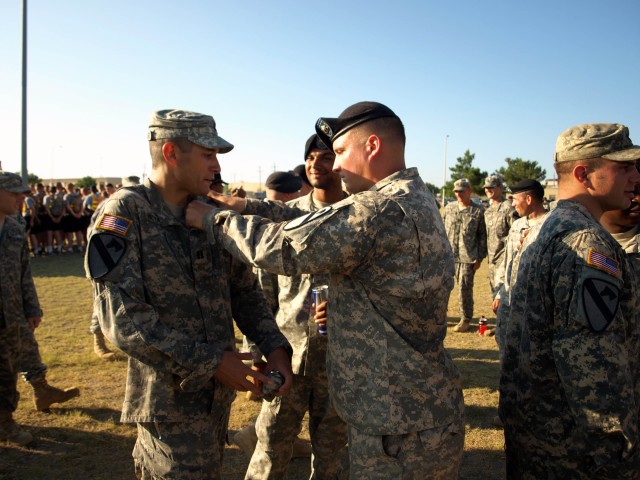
148, 109, 234, 154
484, 175, 503, 188
555, 123, 640, 163
315, 101, 399, 147
0, 172, 30, 193
266, 171, 302, 193
453, 178, 472, 192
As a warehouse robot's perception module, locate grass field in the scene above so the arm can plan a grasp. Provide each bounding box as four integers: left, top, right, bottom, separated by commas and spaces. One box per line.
0, 254, 505, 480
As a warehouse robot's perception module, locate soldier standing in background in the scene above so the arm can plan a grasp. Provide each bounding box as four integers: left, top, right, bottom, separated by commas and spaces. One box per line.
241, 134, 348, 479
500, 123, 640, 478
0, 172, 79, 446
187, 101, 465, 479
85, 109, 292, 479
443, 178, 487, 333
483, 175, 516, 296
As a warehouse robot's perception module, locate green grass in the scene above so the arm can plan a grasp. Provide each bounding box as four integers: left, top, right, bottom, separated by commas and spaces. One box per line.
1, 255, 505, 479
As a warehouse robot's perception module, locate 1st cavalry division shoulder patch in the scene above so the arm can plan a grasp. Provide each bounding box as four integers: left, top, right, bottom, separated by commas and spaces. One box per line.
97, 213, 132, 236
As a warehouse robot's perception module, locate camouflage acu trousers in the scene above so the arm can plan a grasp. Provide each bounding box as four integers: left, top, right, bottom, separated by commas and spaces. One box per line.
134, 410, 231, 480
18, 323, 46, 382
454, 262, 476, 321
246, 372, 348, 480
89, 312, 100, 334
487, 261, 498, 296
347, 419, 464, 480
0, 323, 21, 412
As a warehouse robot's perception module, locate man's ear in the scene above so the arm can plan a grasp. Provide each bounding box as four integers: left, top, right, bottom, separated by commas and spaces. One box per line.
573, 164, 591, 188
365, 134, 382, 161
162, 142, 178, 168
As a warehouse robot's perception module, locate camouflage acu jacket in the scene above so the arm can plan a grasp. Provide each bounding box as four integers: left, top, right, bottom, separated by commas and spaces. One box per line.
443, 201, 487, 263
250, 191, 331, 375
484, 199, 516, 265
499, 200, 640, 475
0, 216, 42, 328
204, 168, 464, 436
85, 180, 290, 423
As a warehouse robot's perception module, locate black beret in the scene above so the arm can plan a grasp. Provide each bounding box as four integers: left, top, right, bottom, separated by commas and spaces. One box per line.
304, 134, 330, 160
265, 171, 302, 193
292, 164, 311, 187
210, 173, 228, 186
315, 101, 399, 147
510, 179, 544, 197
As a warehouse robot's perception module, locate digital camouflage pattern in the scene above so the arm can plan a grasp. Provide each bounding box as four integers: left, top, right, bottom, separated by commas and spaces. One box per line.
204, 168, 464, 438
443, 201, 487, 321
484, 199, 516, 293
499, 200, 640, 478
0, 216, 42, 328
85, 180, 290, 422
245, 191, 348, 479
493, 213, 548, 354
84, 179, 291, 478
347, 420, 464, 479
0, 216, 42, 412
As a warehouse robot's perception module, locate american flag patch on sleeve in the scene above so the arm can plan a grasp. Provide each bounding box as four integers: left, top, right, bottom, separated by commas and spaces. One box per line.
97, 214, 132, 236
587, 249, 620, 277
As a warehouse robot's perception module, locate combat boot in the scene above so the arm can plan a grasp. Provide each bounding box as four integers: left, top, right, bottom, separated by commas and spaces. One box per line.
29, 377, 80, 412
453, 319, 472, 333
0, 411, 33, 446
93, 331, 115, 360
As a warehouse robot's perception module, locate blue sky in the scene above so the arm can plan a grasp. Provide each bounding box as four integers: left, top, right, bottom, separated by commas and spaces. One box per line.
1, 1, 639, 188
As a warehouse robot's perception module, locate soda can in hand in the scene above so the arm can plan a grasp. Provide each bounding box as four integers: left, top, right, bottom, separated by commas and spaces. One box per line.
312, 285, 329, 336
262, 370, 284, 402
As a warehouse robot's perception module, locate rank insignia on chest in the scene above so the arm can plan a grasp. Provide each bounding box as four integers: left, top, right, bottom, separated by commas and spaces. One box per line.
587, 249, 620, 277
97, 214, 132, 236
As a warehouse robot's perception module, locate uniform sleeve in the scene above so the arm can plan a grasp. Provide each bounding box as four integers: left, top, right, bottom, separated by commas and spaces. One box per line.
243, 198, 308, 222
478, 210, 488, 260
20, 238, 42, 318
255, 268, 279, 316
550, 237, 637, 468
203, 196, 378, 277
86, 199, 224, 392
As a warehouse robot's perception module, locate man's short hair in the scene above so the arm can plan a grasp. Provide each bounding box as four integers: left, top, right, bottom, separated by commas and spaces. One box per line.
149, 137, 193, 167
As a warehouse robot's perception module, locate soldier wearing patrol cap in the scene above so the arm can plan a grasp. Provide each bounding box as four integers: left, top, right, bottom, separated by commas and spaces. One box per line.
84, 109, 293, 479
0, 173, 80, 445
186, 101, 465, 479
443, 177, 487, 333
499, 123, 640, 478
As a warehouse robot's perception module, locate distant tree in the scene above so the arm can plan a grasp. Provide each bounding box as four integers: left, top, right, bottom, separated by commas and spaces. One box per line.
424, 181, 440, 196
494, 157, 546, 186
444, 150, 488, 195
76, 176, 97, 188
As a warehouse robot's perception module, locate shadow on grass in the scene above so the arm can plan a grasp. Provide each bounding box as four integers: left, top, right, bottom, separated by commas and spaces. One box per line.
448, 347, 499, 361
30, 254, 86, 279
460, 446, 505, 480
464, 404, 505, 430
53, 406, 124, 423
0, 425, 134, 480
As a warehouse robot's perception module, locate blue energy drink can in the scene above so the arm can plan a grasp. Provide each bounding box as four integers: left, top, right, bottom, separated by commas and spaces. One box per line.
312, 285, 329, 336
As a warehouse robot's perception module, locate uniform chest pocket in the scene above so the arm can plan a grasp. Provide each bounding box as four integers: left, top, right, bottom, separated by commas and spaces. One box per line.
461, 213, 479, 235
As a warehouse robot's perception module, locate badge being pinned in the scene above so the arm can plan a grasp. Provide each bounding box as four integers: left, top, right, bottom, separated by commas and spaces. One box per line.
587, 248, 620, 277
97, 213, 132, 236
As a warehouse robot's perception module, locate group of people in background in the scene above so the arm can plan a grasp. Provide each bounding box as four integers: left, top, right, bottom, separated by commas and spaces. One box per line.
20, 177, 140, 256
2, 103, 639, 480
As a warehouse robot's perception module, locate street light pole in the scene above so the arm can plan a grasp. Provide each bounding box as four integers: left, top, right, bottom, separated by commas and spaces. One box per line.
441, 134, 449, 207
21, 0, 28, 183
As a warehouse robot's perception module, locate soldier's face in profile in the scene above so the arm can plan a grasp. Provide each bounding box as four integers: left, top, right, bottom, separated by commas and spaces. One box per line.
454, 188, 471, 205
588, 159, 640, 212
485, 186, 502, 201
332, 130, 372, 194
174, 143, 221, 197
0, 189, 22, 217
511, 192, 531, 217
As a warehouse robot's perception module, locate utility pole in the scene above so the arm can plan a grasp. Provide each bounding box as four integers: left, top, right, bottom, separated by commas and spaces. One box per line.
21, 0, 28, 183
